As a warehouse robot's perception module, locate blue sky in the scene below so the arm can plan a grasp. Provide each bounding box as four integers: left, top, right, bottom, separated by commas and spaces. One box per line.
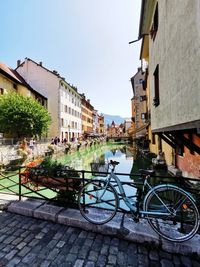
1, 0, 141, 117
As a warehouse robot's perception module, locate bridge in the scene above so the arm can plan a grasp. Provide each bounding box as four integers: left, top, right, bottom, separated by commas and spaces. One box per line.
106, 135, 130, 142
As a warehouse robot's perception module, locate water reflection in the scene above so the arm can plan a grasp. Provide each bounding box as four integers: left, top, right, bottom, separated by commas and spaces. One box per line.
56, 142, 152, 182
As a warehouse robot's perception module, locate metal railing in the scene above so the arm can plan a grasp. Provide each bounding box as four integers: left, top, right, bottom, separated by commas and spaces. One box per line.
0, 167, 200, 212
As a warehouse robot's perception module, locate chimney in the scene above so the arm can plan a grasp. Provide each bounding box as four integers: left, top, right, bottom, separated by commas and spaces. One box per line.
17, 60, 21, 67
39, 61, 42, 66
87, 99, 90, 103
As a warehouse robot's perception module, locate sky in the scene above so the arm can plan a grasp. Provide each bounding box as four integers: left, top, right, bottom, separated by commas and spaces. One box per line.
1, 0, 141, 118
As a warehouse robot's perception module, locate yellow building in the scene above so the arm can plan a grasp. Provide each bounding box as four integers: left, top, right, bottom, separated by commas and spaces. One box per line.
0, 62, 47, 138
138, 1, 173, 166
130, 68, 148, 140
0, 62, 47, 106
98, 115, 105, 135
81, 94, 94, 137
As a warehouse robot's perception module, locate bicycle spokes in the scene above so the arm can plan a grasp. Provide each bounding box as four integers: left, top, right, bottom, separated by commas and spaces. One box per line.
144, 185, 199, 242
78, 180, 119, 224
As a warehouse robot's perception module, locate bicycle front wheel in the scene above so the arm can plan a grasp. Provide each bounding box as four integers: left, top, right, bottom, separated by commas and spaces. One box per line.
78, 180, 119, 224
144, 184, 200, 242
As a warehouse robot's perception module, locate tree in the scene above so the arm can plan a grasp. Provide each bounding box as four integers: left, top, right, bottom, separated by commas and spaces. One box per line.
0, 93, 51, 138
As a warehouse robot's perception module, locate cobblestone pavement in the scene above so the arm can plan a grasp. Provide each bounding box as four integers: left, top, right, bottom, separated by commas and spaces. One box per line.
0, 212, 200, 267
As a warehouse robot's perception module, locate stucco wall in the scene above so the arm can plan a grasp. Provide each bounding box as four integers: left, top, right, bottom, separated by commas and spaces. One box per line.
17, 60, 59, 138
149, 0, 200, 131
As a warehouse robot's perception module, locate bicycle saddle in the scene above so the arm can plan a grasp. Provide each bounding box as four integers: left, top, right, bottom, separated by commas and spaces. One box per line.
110, 160, 119, 165
139, 169, 155, 176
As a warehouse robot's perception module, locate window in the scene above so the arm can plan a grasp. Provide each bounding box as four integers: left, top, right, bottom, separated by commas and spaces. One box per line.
177, 144, 184, 156
0, 88, 4, 95
61, 118, 64, 127
141, 113, 147, 120
153, 65, 160, 107
65, 105, 68, 113
152, 133, 156, 145
142, 68, 148, 90
150, 3, 158, 40
140, 95, 147, 102
139, 79, 143, 84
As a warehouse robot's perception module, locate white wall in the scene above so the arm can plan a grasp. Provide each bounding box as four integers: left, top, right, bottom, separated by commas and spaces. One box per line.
17, 59, 60, 138
60, 84, 82, 140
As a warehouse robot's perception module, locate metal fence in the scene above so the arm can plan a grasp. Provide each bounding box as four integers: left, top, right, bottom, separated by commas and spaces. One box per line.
0, 138, 51, 146
0, 167, 200, 212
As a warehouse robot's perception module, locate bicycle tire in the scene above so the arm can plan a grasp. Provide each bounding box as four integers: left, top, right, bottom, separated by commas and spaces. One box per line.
78, 179, 119, 224
144, 184, 200, 242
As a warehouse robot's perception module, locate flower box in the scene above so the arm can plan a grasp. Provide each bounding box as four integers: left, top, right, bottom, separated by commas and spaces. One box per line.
20, 158, 81, 191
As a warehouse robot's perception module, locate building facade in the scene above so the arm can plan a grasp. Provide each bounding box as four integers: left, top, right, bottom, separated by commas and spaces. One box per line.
60, 82, 82, 141
0, 62, 47, 105
130, 67, 148, 139
139, 0, 200, 177
16, 58, 82, 140
81, 94, 94, 137
98, 114, 105, 135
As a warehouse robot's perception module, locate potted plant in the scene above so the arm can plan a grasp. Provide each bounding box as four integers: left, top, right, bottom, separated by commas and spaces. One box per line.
25, 158, 81, 191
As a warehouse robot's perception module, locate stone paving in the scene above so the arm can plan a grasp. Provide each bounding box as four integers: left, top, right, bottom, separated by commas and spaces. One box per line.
6, 199, 200, 257
0, 211, 200, 267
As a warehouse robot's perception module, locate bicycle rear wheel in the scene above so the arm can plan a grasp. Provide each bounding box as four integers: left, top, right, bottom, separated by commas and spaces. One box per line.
78, 180, 118, 224
144, 184, 200, 242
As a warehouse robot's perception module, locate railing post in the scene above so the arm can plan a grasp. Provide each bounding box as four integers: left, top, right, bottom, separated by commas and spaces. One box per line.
82, 170, 85, 210
19, 167, 21, 201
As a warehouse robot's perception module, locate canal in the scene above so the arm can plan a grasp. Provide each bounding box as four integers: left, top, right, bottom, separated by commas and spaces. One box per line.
56, 141, 153, 180
0, 141, 171, 206
1, 142, 149, 193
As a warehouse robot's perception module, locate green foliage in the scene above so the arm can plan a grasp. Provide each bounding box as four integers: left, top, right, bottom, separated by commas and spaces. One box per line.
0, 92, 51, 137
28, 158, 81, 208
55, 189, 79, 208
38, 157, 80, 178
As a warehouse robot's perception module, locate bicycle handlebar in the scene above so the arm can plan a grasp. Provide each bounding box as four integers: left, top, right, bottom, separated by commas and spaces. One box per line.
109, 160, 119, 166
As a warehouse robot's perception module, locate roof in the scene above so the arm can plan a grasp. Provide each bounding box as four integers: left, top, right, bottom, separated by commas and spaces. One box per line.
16, 58, 81, 98
138, 0, 156, 38
0, 62, 47, 99
16, 58, 61, 78
0, 62, 25, 84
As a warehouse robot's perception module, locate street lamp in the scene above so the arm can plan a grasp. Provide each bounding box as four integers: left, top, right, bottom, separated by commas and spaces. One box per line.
68, 125, 70, 142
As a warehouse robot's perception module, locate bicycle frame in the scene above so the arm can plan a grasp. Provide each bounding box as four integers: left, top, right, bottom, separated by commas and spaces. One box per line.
80, 162, 200, 242
100, 169, 172, 218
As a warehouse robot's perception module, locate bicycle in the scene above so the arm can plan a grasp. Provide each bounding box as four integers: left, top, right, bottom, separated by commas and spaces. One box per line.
78, 160, 200, 242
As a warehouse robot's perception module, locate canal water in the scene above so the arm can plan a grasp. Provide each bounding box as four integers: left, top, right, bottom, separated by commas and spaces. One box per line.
56, 141, 152, 180
56, 141, 157, 211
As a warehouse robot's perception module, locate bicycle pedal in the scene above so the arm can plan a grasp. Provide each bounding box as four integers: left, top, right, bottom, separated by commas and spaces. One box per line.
133, 217, 139, 223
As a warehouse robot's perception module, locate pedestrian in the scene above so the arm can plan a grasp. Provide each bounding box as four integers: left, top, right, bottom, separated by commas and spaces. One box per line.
29, 138, 35, 150
54, 137, 58, 145
51, 138, 54, 145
